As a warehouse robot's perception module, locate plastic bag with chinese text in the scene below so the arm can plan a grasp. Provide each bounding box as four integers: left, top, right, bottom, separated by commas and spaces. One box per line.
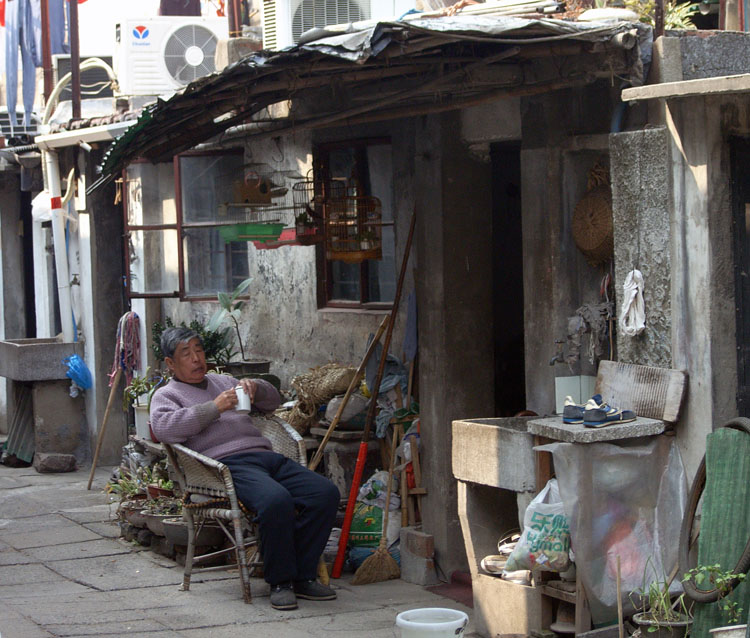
505, 478, 571, 572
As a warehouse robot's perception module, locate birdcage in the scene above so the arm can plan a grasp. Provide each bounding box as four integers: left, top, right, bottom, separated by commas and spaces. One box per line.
324, 195, 382, 263
217, 171, 295, 244
292, 177, 325, 246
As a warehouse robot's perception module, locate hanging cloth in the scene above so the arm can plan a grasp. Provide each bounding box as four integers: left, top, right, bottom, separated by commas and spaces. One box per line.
5, 0, 42, 133
619, 269, 646, 337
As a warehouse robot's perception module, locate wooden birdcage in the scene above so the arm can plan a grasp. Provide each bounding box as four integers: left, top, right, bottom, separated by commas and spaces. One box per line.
324, 195, 382, 263
292, 177, 325, 246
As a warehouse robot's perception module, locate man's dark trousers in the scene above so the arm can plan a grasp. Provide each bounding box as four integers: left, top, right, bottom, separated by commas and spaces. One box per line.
220, 450, 340, 585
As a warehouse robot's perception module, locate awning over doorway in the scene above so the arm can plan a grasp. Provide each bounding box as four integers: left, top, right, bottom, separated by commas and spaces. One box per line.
91, 15, 651, 193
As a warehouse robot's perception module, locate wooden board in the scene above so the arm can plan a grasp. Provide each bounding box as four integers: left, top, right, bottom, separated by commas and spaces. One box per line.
594, 361, 687, 423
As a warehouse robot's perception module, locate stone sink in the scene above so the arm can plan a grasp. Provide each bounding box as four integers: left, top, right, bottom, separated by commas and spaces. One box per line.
452, 416, 537, 492
0, 338, 83, 381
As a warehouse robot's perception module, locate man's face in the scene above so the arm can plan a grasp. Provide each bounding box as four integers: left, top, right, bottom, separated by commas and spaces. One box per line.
166, 337, 207, 384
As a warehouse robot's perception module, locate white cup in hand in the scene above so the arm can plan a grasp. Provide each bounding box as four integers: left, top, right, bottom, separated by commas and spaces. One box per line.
235, 386, 251, 413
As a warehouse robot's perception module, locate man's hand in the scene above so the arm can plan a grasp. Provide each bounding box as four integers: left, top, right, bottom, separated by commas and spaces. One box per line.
214, 388, 239, 413
238, 378, 258, 402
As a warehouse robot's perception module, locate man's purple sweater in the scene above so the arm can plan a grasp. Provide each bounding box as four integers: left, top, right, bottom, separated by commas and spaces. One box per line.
150, 374, 281, 460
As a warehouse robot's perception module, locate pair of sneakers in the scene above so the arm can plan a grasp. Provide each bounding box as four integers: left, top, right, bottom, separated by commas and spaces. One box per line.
270, 579, 337, 610
563, 394, 636, 428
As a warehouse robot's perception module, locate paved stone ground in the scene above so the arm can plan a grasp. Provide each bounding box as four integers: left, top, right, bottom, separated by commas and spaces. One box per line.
0, 462, 476, 638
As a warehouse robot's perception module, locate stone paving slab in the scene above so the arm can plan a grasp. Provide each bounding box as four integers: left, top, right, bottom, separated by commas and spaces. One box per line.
45, 618, 176, 637
81, 521, 122, 539
2, 562, 68, 585
22, 538, 132, 561
2, 524, 102, 549
0, 607, 55, 638
0, 546, 35, 565
49, 553, 184, 591
0, 579, 92, 599
1, 512, 88, 532
59, 504, 116, 524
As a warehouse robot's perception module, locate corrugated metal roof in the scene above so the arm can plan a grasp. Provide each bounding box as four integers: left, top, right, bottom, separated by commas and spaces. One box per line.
90, 16, 651, 193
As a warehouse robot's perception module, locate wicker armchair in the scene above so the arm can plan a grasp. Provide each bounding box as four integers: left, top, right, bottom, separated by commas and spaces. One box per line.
163, 415, 307, 604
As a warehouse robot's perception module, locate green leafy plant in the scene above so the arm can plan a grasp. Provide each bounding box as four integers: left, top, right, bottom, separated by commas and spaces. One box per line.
151, 317, 235, 366
683, 564, 747, 624
631, 561, 692, 634
105, 475, 143, 502
623, 0, 699, 28
122, 367, 164, 412
206, 277, 253, 361
143, 496, 182, 515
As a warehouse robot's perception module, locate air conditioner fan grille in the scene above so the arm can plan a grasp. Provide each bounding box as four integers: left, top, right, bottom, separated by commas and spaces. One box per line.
163, 24, 218, 85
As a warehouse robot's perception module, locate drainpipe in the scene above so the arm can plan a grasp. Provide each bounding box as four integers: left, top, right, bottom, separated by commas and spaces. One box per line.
44, 149, 75, 342
37, 57, 119, 343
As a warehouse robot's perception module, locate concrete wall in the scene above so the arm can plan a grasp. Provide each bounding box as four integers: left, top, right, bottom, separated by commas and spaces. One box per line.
415, 109, 495, 576
521, 85, 616, 415
610, 127, 673, 367
0, 171, 24, 434
80, 153, 127, 465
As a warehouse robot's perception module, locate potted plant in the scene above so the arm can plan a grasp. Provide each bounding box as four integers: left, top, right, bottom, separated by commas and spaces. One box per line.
152, 318, 235, 368
631, 570, 692, 638
138, 461, 175, 499
683, 564, 747, 638
140, 496, 183, 536
206, 277, 253, 361
122, 367, 165, 440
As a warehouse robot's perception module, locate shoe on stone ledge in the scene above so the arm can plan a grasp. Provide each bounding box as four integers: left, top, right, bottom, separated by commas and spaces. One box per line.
294, 579, 337, 601
270, 582, 298, 610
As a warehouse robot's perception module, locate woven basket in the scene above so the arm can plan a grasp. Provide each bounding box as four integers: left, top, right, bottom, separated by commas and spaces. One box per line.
572, 184, 613, 266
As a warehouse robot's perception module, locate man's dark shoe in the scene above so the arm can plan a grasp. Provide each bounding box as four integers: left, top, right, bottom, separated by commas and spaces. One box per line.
293, 579, 337, 601
270, 582, 298, 610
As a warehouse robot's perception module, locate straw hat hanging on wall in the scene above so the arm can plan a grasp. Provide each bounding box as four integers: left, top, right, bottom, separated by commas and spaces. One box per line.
572, 162, 613, 267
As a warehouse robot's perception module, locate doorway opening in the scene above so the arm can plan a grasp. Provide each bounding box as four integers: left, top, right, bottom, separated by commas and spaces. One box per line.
491, 143, 526, 416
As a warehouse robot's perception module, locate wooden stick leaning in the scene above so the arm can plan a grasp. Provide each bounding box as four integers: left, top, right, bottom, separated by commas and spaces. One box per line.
308, 314, 389, 472
351, 426, 401, 585
331, 207, 416, 579
87, 367, 122, 490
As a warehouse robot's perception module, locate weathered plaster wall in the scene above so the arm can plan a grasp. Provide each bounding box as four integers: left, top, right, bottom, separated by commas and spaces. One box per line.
80, 155, 127, 464
610, 127, 673, 367
663, 95, 737, 478
0, 171, 25, 434
165, 121, 414, 389
521, 85, 616, 415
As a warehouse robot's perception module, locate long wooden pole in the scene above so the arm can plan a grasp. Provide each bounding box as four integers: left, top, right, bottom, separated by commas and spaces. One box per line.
309, 314, 389, 472
331, 207, 417, 578
87, 368, 122, 490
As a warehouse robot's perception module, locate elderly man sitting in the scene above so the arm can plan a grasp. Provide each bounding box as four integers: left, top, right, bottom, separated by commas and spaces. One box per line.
150, 326, 340, 611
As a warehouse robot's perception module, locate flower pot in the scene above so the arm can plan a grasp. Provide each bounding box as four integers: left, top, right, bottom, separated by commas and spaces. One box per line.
632, 612, 692, 638
709, 625, 747, 638
147, 484, 174, 499
162, 517, 226, 547
133, 404, 151, 440
141, 511, 174, 537
118, 500, 149, 528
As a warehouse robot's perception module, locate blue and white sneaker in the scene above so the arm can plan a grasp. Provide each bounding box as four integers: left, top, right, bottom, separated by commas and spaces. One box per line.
583, 396, 636, 428
562, 394, 602, 424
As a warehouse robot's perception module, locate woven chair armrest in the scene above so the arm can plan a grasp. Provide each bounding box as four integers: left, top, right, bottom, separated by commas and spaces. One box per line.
254, 415, 308, 467
171, 443, 226, 471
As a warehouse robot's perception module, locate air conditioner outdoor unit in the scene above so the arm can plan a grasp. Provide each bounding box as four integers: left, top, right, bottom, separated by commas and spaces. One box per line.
114, 17, 229, 97
262, 0, 398, 50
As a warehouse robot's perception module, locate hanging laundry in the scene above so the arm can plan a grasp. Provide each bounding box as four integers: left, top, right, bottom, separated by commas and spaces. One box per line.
158, 0, 201, 15
5, 0, 42, 133
48, 0, 70, 58
0, 0, 6, 27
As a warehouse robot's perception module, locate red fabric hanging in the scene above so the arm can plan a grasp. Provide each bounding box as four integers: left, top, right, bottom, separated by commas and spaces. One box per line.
0, 0, 5, 28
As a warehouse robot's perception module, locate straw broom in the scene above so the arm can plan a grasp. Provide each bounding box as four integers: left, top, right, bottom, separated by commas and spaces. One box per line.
351, 430, 401, 585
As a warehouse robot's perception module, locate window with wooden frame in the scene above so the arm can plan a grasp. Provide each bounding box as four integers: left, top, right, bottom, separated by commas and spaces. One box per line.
123, 150, 250, 300
315, 138, 396, 308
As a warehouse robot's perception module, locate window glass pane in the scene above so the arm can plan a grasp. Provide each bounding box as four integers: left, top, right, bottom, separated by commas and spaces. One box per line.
126, 163, 176, 226
128, 229, 179, 294
180, 154, 243, 224
365, 144, 395, 302
331, 261, 360, 301
183, 226, 249, 297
